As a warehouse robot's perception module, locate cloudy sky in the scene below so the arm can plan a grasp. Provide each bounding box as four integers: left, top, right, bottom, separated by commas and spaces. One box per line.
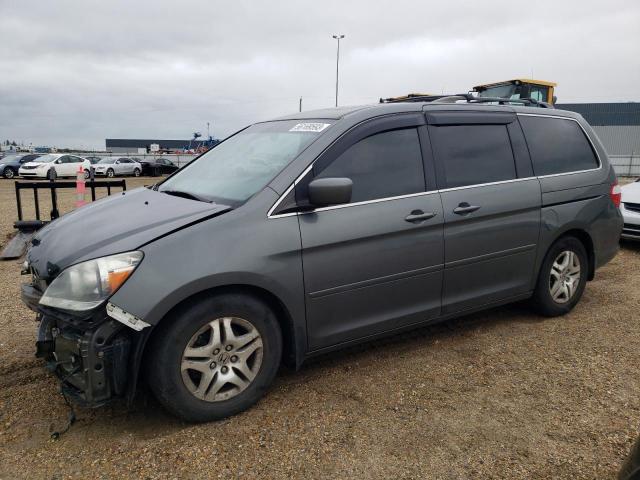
1, 0, 639, 150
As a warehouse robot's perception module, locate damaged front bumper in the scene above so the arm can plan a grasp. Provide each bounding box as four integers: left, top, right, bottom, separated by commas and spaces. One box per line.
22, 283, 142, 407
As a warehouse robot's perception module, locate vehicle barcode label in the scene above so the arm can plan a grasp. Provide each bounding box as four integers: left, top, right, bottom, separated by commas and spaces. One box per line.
289, 123, 331, 133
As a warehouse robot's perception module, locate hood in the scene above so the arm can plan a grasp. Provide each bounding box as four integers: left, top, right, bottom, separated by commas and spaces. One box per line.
621, 181, 640, 204
27, 187, 230, 280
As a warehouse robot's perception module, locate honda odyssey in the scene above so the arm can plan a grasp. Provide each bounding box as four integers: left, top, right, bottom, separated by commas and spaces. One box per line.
21, 100, 623, 422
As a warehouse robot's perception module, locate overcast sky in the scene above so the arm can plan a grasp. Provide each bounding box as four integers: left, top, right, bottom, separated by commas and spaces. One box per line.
1, 0, 639, 149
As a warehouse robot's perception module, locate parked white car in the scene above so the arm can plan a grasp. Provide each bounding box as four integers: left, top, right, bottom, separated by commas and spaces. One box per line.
19, 154, 91, 180
93, 157, 142, 177
621, 179, 640, 240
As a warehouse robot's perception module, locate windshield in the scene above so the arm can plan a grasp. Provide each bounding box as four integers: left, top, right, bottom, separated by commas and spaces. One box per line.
158, 119, 332, 205
477, 84, 517, 99
0, 155, 19, 163
98, 158, 116, 164
32, 154, 57, 163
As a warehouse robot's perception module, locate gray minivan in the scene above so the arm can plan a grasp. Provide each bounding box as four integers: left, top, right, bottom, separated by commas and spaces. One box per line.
21, 100, 622, 422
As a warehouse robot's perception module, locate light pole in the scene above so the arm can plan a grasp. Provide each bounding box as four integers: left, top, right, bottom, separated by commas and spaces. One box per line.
332, 34, 344, 107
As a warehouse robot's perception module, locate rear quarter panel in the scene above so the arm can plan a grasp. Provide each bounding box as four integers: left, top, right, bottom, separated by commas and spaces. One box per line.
533, 117, 622, 284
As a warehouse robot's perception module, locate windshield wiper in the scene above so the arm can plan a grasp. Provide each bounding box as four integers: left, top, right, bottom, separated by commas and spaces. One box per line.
161, 190, 213, 203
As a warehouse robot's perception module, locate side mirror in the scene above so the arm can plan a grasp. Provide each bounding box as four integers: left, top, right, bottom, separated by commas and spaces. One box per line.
308, 177, 352, 207
55, 159, 62, 164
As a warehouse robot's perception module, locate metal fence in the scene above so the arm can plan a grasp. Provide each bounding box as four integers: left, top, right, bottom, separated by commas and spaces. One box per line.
610, 155, 640, 177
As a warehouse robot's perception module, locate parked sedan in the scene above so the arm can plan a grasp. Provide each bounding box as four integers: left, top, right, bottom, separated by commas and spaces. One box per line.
19, 154, 91, 180
93, 157, 142, 177
139, 157, 179, 176
0, 153, 42, 179
620, 178, 640, 240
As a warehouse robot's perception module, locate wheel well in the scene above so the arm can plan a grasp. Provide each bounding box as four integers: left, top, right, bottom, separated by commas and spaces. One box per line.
558, 229, 595, 280
143, 285, 298, 368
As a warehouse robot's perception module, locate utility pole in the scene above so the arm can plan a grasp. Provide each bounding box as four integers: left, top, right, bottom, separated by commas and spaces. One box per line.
299, 97, 302, 112
207, 122, 210, 139
332, 34, 345, 107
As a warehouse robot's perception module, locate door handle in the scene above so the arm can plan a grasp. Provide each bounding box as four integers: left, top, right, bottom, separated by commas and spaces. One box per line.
453, 202, 481, 215
405, 210, 437, 223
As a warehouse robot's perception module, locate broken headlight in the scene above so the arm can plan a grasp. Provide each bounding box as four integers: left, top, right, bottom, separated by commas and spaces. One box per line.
40, 251, 143, 311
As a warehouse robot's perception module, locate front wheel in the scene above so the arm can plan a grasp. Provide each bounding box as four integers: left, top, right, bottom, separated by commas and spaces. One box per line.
147, 293, 282, 422
47, 169, 57, 181
106, 168, 115, 178
3, 167, 15, 179
531, 236, 588, 317
133, 168, 141, 177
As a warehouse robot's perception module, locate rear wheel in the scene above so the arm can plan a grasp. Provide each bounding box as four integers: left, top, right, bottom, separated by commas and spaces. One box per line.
147, 293, 282, 422
531, 236, 588, 316
3, 167, 15, 179
84, 169, 90, 179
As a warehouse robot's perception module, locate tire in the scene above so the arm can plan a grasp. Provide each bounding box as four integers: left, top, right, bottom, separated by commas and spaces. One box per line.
133, 168, 141, 177
47, 169, 57, 181
84, 169, 90, 179
106, 168, 115, 178
531, 236, 588, 317
146, 293, 282, 422
3, 167, 15, 179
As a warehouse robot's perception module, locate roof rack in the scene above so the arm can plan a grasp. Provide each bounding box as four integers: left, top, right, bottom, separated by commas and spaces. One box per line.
380, 93, 554, 109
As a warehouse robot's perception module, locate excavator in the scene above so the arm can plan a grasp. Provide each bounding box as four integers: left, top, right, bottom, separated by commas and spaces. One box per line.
380, 79, 557, 106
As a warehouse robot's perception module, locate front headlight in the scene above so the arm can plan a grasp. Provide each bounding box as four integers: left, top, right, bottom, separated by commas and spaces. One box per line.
40, 251, 143, 311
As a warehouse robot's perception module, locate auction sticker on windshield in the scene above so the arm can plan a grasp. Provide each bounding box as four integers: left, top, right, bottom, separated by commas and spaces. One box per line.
289, 123, 331, 133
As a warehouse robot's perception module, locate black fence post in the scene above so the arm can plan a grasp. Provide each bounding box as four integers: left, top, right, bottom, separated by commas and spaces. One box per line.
33, 188, 40, 220
50, 179, 59, 220
15, 181, 23, 222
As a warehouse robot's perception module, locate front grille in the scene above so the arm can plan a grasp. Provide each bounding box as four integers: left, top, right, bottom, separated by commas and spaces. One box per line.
623, 223, 640, 237
21, 165, 39, 170
625, 202, 640, 213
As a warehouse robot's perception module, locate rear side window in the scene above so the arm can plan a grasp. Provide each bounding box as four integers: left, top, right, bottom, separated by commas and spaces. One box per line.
519, 116, 599, 176
316, 128, 425, 203
430, 125, 516, 188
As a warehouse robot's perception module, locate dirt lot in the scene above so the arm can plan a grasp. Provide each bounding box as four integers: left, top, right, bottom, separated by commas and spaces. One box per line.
0, 177, 639, 479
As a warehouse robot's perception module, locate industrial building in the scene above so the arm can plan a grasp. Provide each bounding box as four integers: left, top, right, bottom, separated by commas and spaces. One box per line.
105, 138, 218, 154
557, 103, 640, 156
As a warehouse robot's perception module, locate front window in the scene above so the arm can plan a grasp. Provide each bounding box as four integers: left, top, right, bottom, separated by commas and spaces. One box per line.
32, 154, 57, 163
477, 84, 516, 99
159, 119, 332, 205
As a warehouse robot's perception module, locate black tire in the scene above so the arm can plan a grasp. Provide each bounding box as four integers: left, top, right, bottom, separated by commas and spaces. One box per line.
106, 168, 115, 178
47, 169, 57, 181
531, 236, 588, 317
3, 167, 15, 179
146, 293, 282, 422
133, 168, 141, 177
84, 169, 90, 179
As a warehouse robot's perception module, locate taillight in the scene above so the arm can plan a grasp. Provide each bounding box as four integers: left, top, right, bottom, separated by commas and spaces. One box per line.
610, 180, 622, 208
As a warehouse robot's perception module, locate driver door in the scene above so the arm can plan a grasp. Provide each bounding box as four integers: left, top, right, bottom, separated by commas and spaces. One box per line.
296, 115, 444, 350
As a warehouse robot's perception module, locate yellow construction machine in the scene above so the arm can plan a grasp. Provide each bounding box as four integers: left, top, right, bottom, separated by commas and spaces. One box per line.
473, 79, 556, 104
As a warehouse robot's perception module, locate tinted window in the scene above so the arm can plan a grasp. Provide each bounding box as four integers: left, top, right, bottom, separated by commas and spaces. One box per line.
316, 128, 425, 203
431, 125, 516, 188
520, 116, 599, 176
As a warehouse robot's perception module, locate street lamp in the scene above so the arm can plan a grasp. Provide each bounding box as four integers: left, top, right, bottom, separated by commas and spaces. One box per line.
332, 34, 345, 107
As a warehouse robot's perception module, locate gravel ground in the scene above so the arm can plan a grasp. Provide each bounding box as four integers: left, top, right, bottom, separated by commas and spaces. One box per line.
0, 177, 639, 479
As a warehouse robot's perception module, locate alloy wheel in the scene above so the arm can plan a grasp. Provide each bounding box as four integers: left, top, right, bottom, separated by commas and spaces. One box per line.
4, 168, 14, 179
181, 317, 264, 402
549, 250, 581, 304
